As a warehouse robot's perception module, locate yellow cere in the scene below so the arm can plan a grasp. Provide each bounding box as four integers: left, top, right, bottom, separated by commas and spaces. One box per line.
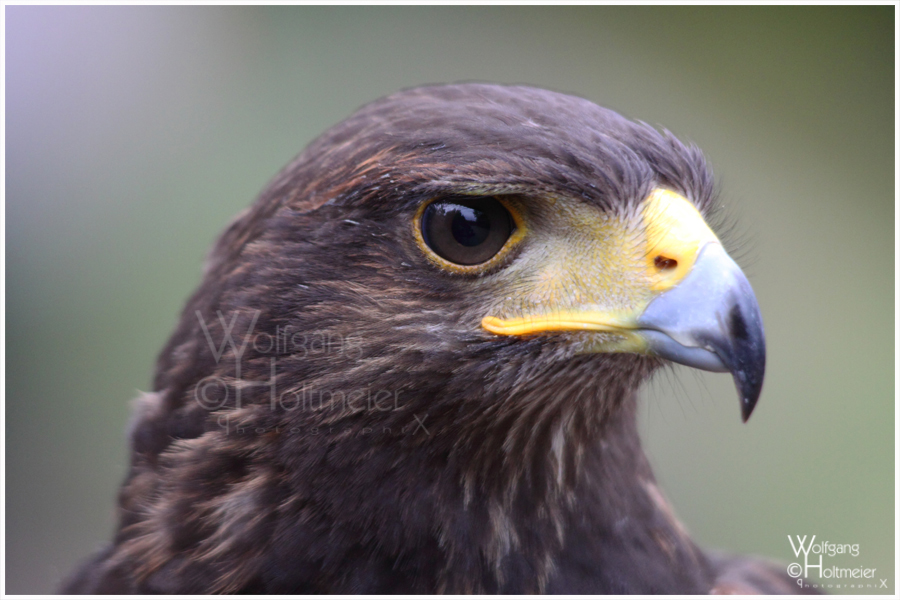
481, 188, 722, 348
641, 188, 719, 293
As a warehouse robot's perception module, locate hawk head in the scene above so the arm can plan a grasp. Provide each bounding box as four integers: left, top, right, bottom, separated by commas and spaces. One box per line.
66, 84, 778, 595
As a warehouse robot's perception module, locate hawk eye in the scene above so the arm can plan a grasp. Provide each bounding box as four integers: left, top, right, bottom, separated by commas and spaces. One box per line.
421, 197, 515, 266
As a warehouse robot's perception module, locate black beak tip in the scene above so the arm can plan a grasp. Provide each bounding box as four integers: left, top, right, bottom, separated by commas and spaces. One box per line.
734, 361, 764, 423
725, 295, 765, 423
740, 395, 757, 423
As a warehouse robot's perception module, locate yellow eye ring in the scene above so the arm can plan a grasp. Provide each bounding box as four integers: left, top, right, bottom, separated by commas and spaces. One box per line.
412, 195, 528, 275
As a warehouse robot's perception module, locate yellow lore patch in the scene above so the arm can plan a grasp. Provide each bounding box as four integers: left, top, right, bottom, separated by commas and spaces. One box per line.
481, 188, 721, 349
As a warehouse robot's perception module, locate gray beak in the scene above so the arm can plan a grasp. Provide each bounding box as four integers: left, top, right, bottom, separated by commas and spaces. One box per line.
638, 243, 766, 422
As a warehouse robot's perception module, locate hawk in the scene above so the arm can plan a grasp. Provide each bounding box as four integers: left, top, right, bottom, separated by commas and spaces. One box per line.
63, 84, 813, 594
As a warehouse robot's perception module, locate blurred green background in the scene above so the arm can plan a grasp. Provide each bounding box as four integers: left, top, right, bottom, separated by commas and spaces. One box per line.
5, 6, 894, 594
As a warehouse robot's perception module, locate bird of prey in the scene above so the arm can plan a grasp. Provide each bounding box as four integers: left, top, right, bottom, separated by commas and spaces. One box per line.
63, 83, 812, 594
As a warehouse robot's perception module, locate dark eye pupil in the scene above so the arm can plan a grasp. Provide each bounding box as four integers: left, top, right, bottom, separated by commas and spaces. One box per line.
451, 207, 490, 247
421, 196, 515, 266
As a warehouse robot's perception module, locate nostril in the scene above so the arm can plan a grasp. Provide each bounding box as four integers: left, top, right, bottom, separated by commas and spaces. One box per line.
654, 255, 678, 270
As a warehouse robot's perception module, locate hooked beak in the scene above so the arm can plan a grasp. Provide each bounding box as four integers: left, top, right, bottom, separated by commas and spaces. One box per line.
636, 242, 765, 422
